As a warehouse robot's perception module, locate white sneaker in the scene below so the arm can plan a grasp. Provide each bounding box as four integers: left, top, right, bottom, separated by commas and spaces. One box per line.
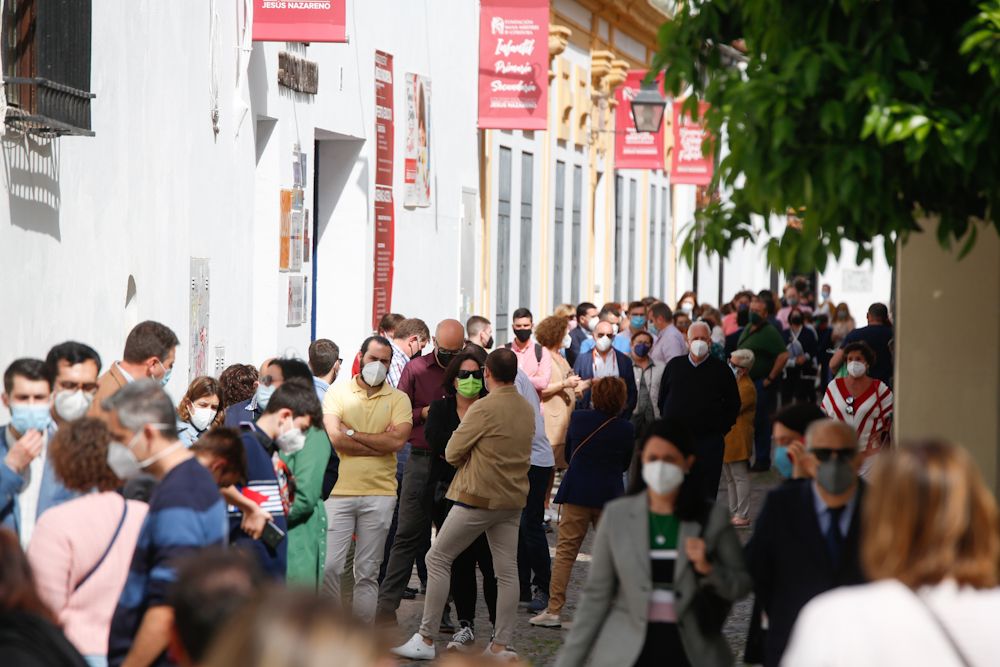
529, 610, 562, 627
446, 622, 476, 651
482, 642, 519, 661
391, 633, 435, 660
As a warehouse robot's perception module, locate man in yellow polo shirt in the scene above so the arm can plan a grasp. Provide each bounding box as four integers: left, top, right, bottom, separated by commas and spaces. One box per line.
322, 335, 413, 622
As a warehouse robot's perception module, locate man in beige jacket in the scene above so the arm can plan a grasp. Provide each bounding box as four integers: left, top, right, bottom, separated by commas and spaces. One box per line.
392, 348, 535, 661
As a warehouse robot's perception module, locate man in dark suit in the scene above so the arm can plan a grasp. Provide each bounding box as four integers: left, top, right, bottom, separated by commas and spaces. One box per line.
572, 319, 637, 415
744, 418, 866, 667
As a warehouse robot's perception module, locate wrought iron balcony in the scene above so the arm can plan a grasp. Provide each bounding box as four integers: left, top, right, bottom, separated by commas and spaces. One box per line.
2, 76, 95, 137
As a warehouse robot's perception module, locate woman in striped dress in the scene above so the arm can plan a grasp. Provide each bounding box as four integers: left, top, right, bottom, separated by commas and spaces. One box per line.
821, 341, 893, 477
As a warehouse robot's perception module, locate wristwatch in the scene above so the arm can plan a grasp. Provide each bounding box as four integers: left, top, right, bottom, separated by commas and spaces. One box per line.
345, 428, 356, 438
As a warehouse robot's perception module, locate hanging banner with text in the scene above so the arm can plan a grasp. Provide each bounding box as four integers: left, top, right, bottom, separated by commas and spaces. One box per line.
252, 0, 347, 42
670, 100, 715, 185
372, 50, 395, 329
404, 73, 432, 208
477, 0, 549, 130
614, 70, 667, 170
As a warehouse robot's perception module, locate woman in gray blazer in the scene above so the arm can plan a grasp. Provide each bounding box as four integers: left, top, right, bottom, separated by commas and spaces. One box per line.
555, 418, 752, 667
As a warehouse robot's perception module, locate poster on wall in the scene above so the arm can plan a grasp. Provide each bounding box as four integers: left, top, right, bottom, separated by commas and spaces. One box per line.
279, 189, 293, 271
303, 210, 312, 263
372, 50, 395, 329
290, 210, 304, 271
404, 73, 432, 208
477, 0, 549, 130
189, 258, 210, 379
614, 70, 667, 170
287, 276, 305, 326
252, 0, 347, 43
670, 100, 715, 186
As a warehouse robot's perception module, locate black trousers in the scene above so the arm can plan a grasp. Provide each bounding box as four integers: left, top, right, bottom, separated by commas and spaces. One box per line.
634, 622, 690, 667
517, 465, 553, 596
451, 533, 497, 626
376, 451, 432, 613
690, 433, 725, 503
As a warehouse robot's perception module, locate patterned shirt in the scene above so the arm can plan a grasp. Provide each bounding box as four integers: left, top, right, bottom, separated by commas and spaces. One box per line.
387, 340, 410, 388
821, 378, 893, 477
649, 512, 680, 623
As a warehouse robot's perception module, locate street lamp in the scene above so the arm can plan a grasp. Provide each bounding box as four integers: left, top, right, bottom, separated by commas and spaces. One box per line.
630, 82, 666, 133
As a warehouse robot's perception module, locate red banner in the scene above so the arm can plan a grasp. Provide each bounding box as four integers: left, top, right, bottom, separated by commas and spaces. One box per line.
614, 70, 666, 170
670, 100, 715, 185
252, 0, 347, 43
372, 51, 395, 329
477, 0, 549, 130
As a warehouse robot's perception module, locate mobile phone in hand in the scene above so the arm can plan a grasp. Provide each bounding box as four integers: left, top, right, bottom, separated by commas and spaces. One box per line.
260, 520, 286, 550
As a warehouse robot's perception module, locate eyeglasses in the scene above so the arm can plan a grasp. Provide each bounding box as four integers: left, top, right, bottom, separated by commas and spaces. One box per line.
57, 380, 99, 393
457, 369, 484, 380
437, 347, 465, 356
809, 447, 858, 462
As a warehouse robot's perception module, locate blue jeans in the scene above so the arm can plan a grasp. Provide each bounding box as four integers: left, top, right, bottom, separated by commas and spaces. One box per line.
517, 465, 553, 596
753, 379, 775, 467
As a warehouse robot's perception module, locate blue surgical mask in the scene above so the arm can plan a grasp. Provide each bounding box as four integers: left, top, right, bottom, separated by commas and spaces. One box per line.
648, 322, 659, 337
634, 343, 651, 358
255, 384, 275, 411
773, 445, 793, 479
630, 315, 646, 330
10, 403, 52, 434
155, 360, 172, 387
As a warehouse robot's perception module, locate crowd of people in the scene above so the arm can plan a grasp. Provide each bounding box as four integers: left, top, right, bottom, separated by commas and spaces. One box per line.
0, 281, 997, 667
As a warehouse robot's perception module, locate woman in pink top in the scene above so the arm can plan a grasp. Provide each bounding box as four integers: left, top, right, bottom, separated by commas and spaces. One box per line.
27, 418, 147, 667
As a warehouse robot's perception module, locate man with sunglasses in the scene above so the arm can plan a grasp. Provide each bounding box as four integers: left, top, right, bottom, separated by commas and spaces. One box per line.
377, 320, 466, 624
744, 419, 866, 667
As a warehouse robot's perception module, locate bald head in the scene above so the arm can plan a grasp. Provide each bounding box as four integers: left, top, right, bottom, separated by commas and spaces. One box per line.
806, 419, 859, 451
435, 319, 466, 352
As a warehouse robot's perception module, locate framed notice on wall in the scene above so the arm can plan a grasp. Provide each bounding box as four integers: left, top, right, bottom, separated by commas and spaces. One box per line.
279, 189, 293, 271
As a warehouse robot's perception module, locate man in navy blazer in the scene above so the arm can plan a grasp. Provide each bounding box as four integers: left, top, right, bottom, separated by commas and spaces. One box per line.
744, 419, 867, 667
571, 319, 637, 415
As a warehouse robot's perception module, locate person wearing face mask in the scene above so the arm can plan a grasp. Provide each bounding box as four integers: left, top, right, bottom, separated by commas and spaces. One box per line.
743, 419, 866, 667
465, 315, 495, 354
104, 380, 227, 667
322, 336, 413, 623
530, 378, 634, 630
722, 291, 754, 336
572, 320, 638, 415
175, 377, 225, 447
25, 417, 148, 667
554, 418, 752, 667
648, 302, 688, 367
723, 350, 756, 527
821, 342, 893, 478
44, 341, 102, 428
567, 302, 598, 367
578, 305, 629, 356
613, 301, 648, 354
388, 318, 430, 388
350, 312, 406, 379
1, 358, 75, 547
629, 330, 664, 439
738, 296, 791, 471
89, 321, 179, 418
769, 403, 828, 481
535, 316, 580, 470
658, 323, 741, 504
676, 291, 700, 320
776, 285, 813, 330
506, 308, 553, 394
378, 320, 465, 622
830, 302, 856, 347
780, 308, 819, 405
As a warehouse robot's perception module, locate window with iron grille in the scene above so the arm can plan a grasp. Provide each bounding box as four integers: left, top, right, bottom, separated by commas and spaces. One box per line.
3, 0, 94, 137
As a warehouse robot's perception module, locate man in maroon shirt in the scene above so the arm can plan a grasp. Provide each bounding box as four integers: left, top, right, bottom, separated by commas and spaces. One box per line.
377, 319, 466, 622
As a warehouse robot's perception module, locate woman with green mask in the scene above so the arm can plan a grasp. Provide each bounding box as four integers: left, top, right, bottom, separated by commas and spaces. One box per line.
421, 347, 495, 651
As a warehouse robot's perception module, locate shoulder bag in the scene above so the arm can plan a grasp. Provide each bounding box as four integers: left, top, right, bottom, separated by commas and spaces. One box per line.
73, 499, 128, 593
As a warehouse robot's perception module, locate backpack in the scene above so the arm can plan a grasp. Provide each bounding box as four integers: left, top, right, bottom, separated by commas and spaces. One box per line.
504, 342, 543, 362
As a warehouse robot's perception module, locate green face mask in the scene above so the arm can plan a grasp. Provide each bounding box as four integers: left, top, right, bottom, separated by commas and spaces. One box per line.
456, 377, 483, 399
749, 311, 763, 325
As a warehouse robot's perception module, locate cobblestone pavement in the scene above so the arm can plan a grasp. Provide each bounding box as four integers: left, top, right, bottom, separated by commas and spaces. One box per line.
387, 469, 779, 666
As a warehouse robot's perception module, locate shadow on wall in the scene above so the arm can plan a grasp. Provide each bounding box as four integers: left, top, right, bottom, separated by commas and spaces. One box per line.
2, 134, 61, 240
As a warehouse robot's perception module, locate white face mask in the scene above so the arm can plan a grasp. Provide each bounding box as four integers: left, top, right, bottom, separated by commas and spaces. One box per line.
561, 334, 572, 349
189, 406, 217, 432
612, 323, 620, 336
106, 424, 181, 480
595, 335, 613, 353
846, 361, 867, 378
276, 423, 307, 455
690, 339, 709, 358
642, 460, 685, 495
54, 389, 93, 422
680, 303, 694, 315
587, 316, 600, 332
361, 360, 388, 387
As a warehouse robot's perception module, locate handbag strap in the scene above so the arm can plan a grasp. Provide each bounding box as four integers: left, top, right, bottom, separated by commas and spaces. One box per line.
73, 499, 128, 593
572, 417, 616, 458
909, 587, 975, 667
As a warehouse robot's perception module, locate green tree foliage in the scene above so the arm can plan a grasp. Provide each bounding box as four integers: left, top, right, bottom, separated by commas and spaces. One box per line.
652, 0, 1000, 270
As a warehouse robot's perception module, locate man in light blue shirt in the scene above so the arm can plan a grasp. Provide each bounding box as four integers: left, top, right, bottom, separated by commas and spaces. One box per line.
308, 339, 341, 400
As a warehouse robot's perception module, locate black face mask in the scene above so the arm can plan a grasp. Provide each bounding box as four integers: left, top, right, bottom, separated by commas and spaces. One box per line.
789, 316, 803, 326
513, 329, 532, 343
436, 349, 457, 368
484, 336, 494, 350
737, 309, 749, 327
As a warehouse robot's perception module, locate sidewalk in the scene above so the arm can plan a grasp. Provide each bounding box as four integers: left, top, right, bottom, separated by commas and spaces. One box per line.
388, 470, 780, 665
